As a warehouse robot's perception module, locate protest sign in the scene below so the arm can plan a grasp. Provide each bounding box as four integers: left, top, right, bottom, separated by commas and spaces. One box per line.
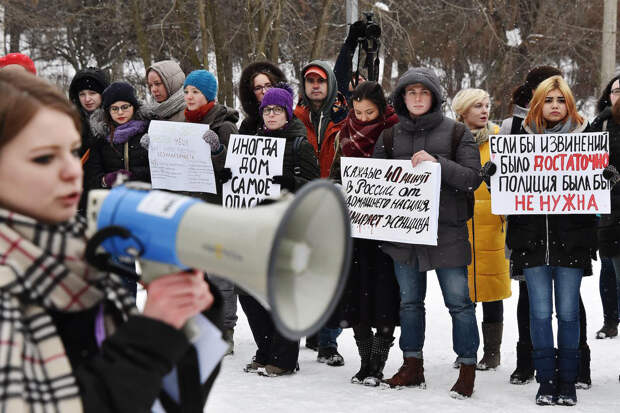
489, 132, 610, 215
147, 120, 216, 193
223, 134, 286, 208
341, 157, 441, 245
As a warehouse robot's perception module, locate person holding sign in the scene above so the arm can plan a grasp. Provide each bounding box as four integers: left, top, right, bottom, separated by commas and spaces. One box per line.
373, 67, 482, 399
0, 70, 220, 413
239, 83, 319, 377
183, 69, 240, 353
452, 88, 511, 372
328, 81, 401, 387
489, 75, 596, 406
592, 75, 620, 341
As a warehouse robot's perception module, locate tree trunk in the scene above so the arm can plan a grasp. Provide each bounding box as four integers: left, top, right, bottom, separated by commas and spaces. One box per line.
207, 0, 232, 105
381, 53, 393, 93
269, 0, 282, 63
176, 0, 202, 69
600, 0, 618, 92
310, 0, 334, 60
197, 0, 210, 70
131, 0, 151, 70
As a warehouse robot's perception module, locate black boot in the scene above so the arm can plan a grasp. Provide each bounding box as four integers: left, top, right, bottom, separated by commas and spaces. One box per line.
510, 341, 535, 384
363, 335, 394, 387
576, 344, 591, 389
477, 322, 503, 370
557, 348, 579, 406
351, 336, 373, 384
532, 348, 557, 406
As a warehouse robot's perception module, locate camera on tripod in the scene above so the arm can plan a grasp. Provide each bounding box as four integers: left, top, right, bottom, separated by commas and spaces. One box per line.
353, 11, 381, 82
361, 12, 381, 42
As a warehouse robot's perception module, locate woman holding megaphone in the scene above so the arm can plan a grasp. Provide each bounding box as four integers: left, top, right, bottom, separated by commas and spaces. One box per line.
0, 71, 219, 412
483, 76, 596, 406
239, 82, 320, 377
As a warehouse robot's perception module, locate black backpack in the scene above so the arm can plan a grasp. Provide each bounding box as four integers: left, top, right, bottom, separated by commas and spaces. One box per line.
382, 122, 475, 219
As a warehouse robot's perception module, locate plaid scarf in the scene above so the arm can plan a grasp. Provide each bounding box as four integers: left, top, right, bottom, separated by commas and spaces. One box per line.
339, 105, 399, 157
0, 209, 137, 413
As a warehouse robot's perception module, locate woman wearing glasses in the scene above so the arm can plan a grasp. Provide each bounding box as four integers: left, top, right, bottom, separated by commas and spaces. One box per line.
85, 82, 151, 190
240, 83, 319, 377
238, 61, 287, 135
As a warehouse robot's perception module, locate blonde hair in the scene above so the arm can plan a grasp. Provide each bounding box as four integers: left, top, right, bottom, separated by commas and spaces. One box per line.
451, 88, 489, 122
524, 75, 584, 133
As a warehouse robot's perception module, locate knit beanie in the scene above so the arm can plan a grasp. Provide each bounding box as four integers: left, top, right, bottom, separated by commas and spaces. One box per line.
102, 81, 139, 110
69, 68, 109, 103
184, 70, 218, 102
259, 83, 294, 119
0, 53, 36, 74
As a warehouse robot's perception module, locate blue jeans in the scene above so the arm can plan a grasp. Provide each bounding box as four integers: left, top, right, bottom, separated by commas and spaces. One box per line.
393, 261, 479, 365
319, 327, 342, 349
524, 266, 582, 351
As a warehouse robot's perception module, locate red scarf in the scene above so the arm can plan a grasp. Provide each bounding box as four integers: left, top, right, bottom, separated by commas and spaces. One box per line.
184, 101, 216, 123
339, 105, 399, 157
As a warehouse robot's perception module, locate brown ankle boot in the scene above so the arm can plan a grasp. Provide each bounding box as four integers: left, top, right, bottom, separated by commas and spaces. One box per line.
450, 363, 476, 398
383, 357, 425, 388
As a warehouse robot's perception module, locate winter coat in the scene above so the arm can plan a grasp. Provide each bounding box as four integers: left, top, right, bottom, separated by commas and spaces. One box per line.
506, 121, 597, 273
84, 107, 151, 190
256, 117, 320, 190
185, 103, 240, 204
372, 68, 482, 271
68, 68, 110, 213
145, 60, 187, 122
466, 122, 511, 302
293, 60, 348, 178
238, 61, 287, 135
591, 106, 620, 257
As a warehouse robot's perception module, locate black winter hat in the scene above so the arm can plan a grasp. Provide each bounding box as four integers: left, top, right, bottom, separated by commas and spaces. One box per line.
69, 68, 109, 104
102, 81, 139, 110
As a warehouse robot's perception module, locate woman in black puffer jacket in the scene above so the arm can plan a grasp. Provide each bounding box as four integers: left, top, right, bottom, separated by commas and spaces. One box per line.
239, 83, 319, 377
85, 82, 151, 190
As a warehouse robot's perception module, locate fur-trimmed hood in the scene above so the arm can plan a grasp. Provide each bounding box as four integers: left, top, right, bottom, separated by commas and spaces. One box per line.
239, 61, 287, 119
89, 104, 154, 139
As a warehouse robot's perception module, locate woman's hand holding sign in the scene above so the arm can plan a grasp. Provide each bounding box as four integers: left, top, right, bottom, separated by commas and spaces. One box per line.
410, 150, 437, 167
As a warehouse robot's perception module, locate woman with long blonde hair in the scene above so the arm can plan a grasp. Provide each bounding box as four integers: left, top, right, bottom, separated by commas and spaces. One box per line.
452, 89, 511, 372
504, 76, 594, 406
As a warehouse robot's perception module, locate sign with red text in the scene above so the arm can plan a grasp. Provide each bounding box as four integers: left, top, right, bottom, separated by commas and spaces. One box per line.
489, 132, 610, 215
223, 134, 286, 208
341, 157, 441, 245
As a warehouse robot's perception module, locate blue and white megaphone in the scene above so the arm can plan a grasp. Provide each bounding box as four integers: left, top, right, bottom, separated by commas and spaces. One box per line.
85, 180, 351, 340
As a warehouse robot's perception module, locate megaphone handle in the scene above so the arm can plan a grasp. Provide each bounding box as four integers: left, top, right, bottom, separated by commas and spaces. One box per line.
139, 260, 199, 341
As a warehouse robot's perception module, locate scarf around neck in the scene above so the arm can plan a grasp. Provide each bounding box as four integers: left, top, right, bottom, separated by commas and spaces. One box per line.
0, 209, 137, 412
108, 119, 148, 144
339, 105, 399, 157
527, 118, 579, 134
184, 101, 216, 123
152, 87, 186, 120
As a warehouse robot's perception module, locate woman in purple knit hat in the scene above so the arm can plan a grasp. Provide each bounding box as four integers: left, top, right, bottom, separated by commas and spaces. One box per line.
239, 83, 320, 377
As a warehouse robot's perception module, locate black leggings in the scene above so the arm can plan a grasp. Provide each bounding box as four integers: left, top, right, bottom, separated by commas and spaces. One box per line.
482, 300, 504, 323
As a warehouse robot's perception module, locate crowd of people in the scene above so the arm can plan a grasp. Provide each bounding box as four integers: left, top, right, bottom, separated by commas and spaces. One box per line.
0, 23, 619, 411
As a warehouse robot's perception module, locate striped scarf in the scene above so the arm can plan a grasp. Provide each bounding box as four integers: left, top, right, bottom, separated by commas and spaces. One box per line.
0, 209, 137, 413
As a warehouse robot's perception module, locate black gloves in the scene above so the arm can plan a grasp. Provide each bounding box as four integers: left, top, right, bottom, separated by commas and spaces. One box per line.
272, 175, 296, 192
480, 161, 497, 187
345, 20, 366, 48
217, 168, 233, 184
603, 165, 620, 189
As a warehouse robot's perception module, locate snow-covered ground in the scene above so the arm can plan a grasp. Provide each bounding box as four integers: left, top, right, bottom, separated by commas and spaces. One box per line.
204, 260, 620, 412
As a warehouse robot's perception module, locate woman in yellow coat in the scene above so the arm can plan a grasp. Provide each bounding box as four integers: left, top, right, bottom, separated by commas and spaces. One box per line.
452, 88, 511, 370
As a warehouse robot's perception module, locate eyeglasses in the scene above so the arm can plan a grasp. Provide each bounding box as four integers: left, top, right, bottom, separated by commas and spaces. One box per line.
263, 106, 285, 115
611, 88, 620, 96
110, 104, 133, 113
253, 84, 272, 93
